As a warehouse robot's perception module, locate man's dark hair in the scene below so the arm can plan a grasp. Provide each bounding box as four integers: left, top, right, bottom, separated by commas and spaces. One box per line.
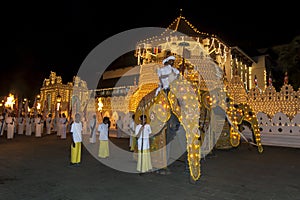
139, 114, 147, 121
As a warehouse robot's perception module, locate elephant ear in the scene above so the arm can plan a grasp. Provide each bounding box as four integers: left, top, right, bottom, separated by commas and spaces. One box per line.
134, 88, 171, 133
148, 105, 167, 136
134, 89, 157, 125
148, 90, 171, 135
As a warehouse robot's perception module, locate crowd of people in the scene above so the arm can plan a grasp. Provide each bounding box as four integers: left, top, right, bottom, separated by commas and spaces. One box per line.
0, 111, 74, 139
2, 52, 188, 176
71, 53, 184, 174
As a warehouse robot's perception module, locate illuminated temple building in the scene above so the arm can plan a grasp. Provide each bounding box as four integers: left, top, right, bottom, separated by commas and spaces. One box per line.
39, 71, 90, 118
36, 14, 298, 126
96, 13, 268, 116
36, 14, 300, 149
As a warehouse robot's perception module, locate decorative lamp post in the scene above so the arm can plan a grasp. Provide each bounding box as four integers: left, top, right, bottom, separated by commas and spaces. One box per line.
97, 97, 103, 121
36, 95, 41, 114
178, 40, 190, 76
5, 93, 15, 111
23, 98, 28, 116
97, 97, 103, 112
56, 93, 62, 112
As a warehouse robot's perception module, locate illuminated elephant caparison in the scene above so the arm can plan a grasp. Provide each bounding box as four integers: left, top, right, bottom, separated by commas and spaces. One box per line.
133, 76, 263, 182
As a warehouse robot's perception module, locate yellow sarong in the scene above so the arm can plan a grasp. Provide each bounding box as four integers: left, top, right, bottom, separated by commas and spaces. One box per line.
130, 137, 137, 151
137, 149, 152, 173
98, 140, 109, 158
71, 142, 81, 164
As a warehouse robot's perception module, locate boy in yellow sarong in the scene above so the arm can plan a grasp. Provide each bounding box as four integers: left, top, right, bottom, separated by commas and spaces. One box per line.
70, 113, 83, 165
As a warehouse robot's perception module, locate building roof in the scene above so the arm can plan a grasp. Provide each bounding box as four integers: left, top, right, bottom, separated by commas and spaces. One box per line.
136, 13, 232, 54
97, 74, 139, 89
231, 46, 256, 65
98, 13, 256, 90
164, 14, 211, 38
105, 51, 137, 71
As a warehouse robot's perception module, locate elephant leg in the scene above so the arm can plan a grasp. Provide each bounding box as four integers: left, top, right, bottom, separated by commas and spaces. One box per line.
166, 111, 180, 144
251, 122, 263, 153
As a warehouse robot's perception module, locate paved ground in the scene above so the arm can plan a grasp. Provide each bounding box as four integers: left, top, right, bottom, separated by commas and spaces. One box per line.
1, 131, 300, 200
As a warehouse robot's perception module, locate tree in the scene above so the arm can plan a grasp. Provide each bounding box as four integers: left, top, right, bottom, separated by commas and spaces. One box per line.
272, 35, 300, 90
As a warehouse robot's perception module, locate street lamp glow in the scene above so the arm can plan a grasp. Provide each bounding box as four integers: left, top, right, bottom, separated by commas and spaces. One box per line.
98, 97, 103, 112
56, 93, 62, 111
5, 93, 15, 110
37, 102, 41, 110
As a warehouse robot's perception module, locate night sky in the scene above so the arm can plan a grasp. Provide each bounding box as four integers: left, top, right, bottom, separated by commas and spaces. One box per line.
1, 0, 299, 100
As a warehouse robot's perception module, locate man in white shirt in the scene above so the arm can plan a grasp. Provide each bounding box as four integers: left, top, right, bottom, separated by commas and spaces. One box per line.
5, 113, 15, 139
156, 55, 180, 96
116, 116, 123, 138
129, 114, 136, 151
35, 114, 42, 137
17, 114, 25, 135
70, 113, 83, 166
60, 113, 68, 139
46, 114, 52, 135
0, 114, 5, 136
25, 114, 32, 136
135, 114, 153, 173
89, 114, 97, 143
98, 117, 110, 158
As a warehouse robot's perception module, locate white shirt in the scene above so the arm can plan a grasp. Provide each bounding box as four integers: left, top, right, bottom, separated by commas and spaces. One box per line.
157, 65, 179, 89
89, 118, 97, 132
5, 116, 14, 126
46, 117, 52, 125
60, 117, 68, 126
135, 124, 152, 150
98, 123, 109, 141
129, 120, 135, 136
35, 117, 41, 125
18, 117, 24, 125
71, 122, 82, 143
25, 117, 31, 125
157, 65, 179, 76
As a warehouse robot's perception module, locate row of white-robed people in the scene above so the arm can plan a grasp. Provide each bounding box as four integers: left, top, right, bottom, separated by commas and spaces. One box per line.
0, 112, 72, 140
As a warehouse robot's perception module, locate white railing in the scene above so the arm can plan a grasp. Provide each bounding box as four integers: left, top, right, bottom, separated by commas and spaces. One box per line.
242, 112, 300, 148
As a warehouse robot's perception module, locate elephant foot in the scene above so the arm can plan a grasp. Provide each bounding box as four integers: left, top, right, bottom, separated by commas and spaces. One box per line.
156, 168, 172, 175
189, 176, 197, 185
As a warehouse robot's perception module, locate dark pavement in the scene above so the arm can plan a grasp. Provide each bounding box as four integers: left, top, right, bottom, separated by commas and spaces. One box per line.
1, 132, 300, 200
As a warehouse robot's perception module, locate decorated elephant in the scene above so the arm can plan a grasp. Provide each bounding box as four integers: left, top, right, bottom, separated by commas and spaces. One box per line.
133, 75, 202, 181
